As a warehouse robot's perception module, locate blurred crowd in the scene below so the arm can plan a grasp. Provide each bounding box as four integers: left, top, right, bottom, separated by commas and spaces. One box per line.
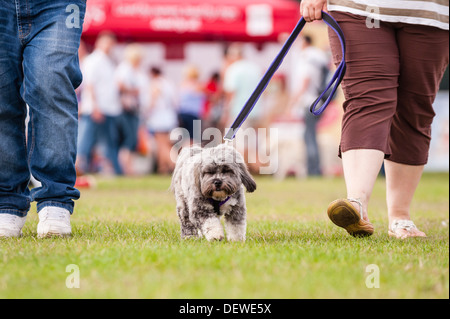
75, 31, 332, 183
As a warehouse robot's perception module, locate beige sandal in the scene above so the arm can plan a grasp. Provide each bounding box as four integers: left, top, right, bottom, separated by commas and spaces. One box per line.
327, 198, 374, 237
388, 219, 426, 239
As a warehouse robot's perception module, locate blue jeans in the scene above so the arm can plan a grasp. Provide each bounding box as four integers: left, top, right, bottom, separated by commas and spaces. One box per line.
0, 0, 86, 217
119, 111, 139, 152
99, 115, 124, 176
77, 114, 101, 174
77, 114, 124, 175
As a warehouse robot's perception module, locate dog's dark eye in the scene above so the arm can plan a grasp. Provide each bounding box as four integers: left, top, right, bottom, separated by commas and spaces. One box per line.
222, 167, 233, 174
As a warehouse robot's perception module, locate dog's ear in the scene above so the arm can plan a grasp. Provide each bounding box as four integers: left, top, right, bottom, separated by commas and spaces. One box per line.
238, 162, 257, 193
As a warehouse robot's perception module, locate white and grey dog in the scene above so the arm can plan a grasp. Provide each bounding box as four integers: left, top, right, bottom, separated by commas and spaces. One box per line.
171, 143, 256, 241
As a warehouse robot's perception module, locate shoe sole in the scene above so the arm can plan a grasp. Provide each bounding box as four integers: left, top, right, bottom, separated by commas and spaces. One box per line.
37, 232, 71, 239
388, 230, 402, 239
0, 234, 22, 238
327, 199, 374, 237
37, 226, 71, 239
387, 230, 427, 239
0, 229, 23, 238
37, 221, 71, 239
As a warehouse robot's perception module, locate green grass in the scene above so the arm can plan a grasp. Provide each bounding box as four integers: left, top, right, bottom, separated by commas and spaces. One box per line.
0, 173, 448, 299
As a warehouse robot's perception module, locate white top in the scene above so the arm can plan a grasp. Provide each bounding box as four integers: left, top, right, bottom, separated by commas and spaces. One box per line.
115, 61, 149, 112
145, 76, 178, 132
328, 0, 449, 30
81, 50, 122, 116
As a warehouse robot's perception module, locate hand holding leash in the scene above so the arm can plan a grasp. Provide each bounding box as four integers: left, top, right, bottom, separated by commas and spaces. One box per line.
300, 0, 328, 22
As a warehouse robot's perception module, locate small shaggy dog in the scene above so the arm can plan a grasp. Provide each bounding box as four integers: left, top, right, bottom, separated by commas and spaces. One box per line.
171, 143, 256, 241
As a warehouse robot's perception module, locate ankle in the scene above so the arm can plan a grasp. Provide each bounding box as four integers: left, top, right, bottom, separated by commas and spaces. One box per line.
388, 211, 411, 226
347, 197, 369, 221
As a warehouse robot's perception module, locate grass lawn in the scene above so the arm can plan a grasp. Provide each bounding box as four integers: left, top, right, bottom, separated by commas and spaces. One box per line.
0, 173, 448, 299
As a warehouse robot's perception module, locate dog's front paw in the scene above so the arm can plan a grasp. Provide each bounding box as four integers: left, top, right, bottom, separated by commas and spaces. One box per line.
205, 231, 225, 242
181, 226, 200, 239
201, 218, 225, 241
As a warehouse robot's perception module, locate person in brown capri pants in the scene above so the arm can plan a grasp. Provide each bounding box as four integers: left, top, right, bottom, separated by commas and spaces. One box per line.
300, 0, 449, 238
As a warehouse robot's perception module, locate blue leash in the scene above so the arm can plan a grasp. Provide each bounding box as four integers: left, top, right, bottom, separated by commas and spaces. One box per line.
224, 11, 346, 142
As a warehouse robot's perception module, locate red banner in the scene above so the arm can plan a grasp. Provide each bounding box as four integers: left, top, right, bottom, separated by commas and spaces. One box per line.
82, 0, 300, 42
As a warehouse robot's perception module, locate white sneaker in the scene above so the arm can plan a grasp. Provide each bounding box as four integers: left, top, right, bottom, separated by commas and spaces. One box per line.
37, 207, 72, 238
0, 213, 27, 238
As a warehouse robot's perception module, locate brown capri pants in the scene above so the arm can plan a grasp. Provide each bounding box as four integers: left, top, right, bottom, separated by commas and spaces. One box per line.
328, 11, 449, 165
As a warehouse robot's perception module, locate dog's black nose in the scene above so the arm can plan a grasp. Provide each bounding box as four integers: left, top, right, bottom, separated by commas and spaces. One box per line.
213, 179, 222, 188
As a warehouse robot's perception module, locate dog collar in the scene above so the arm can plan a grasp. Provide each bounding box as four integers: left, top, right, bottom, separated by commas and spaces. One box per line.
208, 196, 231, 215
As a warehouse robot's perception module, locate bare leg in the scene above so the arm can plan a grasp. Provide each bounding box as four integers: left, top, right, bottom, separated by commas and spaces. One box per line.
119, 148, 134, 175
342, 149, 385, 221
384, 159, 426, 238
327, 149, 382, 236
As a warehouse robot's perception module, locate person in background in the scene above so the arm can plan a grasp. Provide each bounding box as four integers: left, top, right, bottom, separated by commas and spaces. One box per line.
74, 39, 96, 189
288, 34, 330, 176
75, 40, 88, 111
201, 71, 224, 146
177, 65, 205, 145
76, 37, 98, 176
80, 31, 123, 176
262, 73, 308, 180
145, 66, 178, 174
223, 43, 262, 172
202, 72, 221, 120
115, 43, 148, 175
75, 39, 88, 175
300, 0, 449, 238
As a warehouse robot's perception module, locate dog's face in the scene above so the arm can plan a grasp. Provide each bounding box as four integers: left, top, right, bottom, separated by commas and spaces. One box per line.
196, 145, 256, 201
199, 162, 242, 200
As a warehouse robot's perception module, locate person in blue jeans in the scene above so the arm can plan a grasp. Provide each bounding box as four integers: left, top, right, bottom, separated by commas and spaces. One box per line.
0, 0, 86, 238
78, 32, 124, 176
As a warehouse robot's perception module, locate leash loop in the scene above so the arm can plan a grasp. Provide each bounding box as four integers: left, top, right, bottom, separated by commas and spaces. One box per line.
224, 11, 346, 141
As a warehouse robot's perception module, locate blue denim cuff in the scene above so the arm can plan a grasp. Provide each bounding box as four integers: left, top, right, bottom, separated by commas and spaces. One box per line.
0, 209, 28, 218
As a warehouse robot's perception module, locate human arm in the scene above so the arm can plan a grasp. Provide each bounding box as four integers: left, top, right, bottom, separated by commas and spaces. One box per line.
286, 76, 311, 115
117, 81, 139, 97
84, 83, 104, 123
